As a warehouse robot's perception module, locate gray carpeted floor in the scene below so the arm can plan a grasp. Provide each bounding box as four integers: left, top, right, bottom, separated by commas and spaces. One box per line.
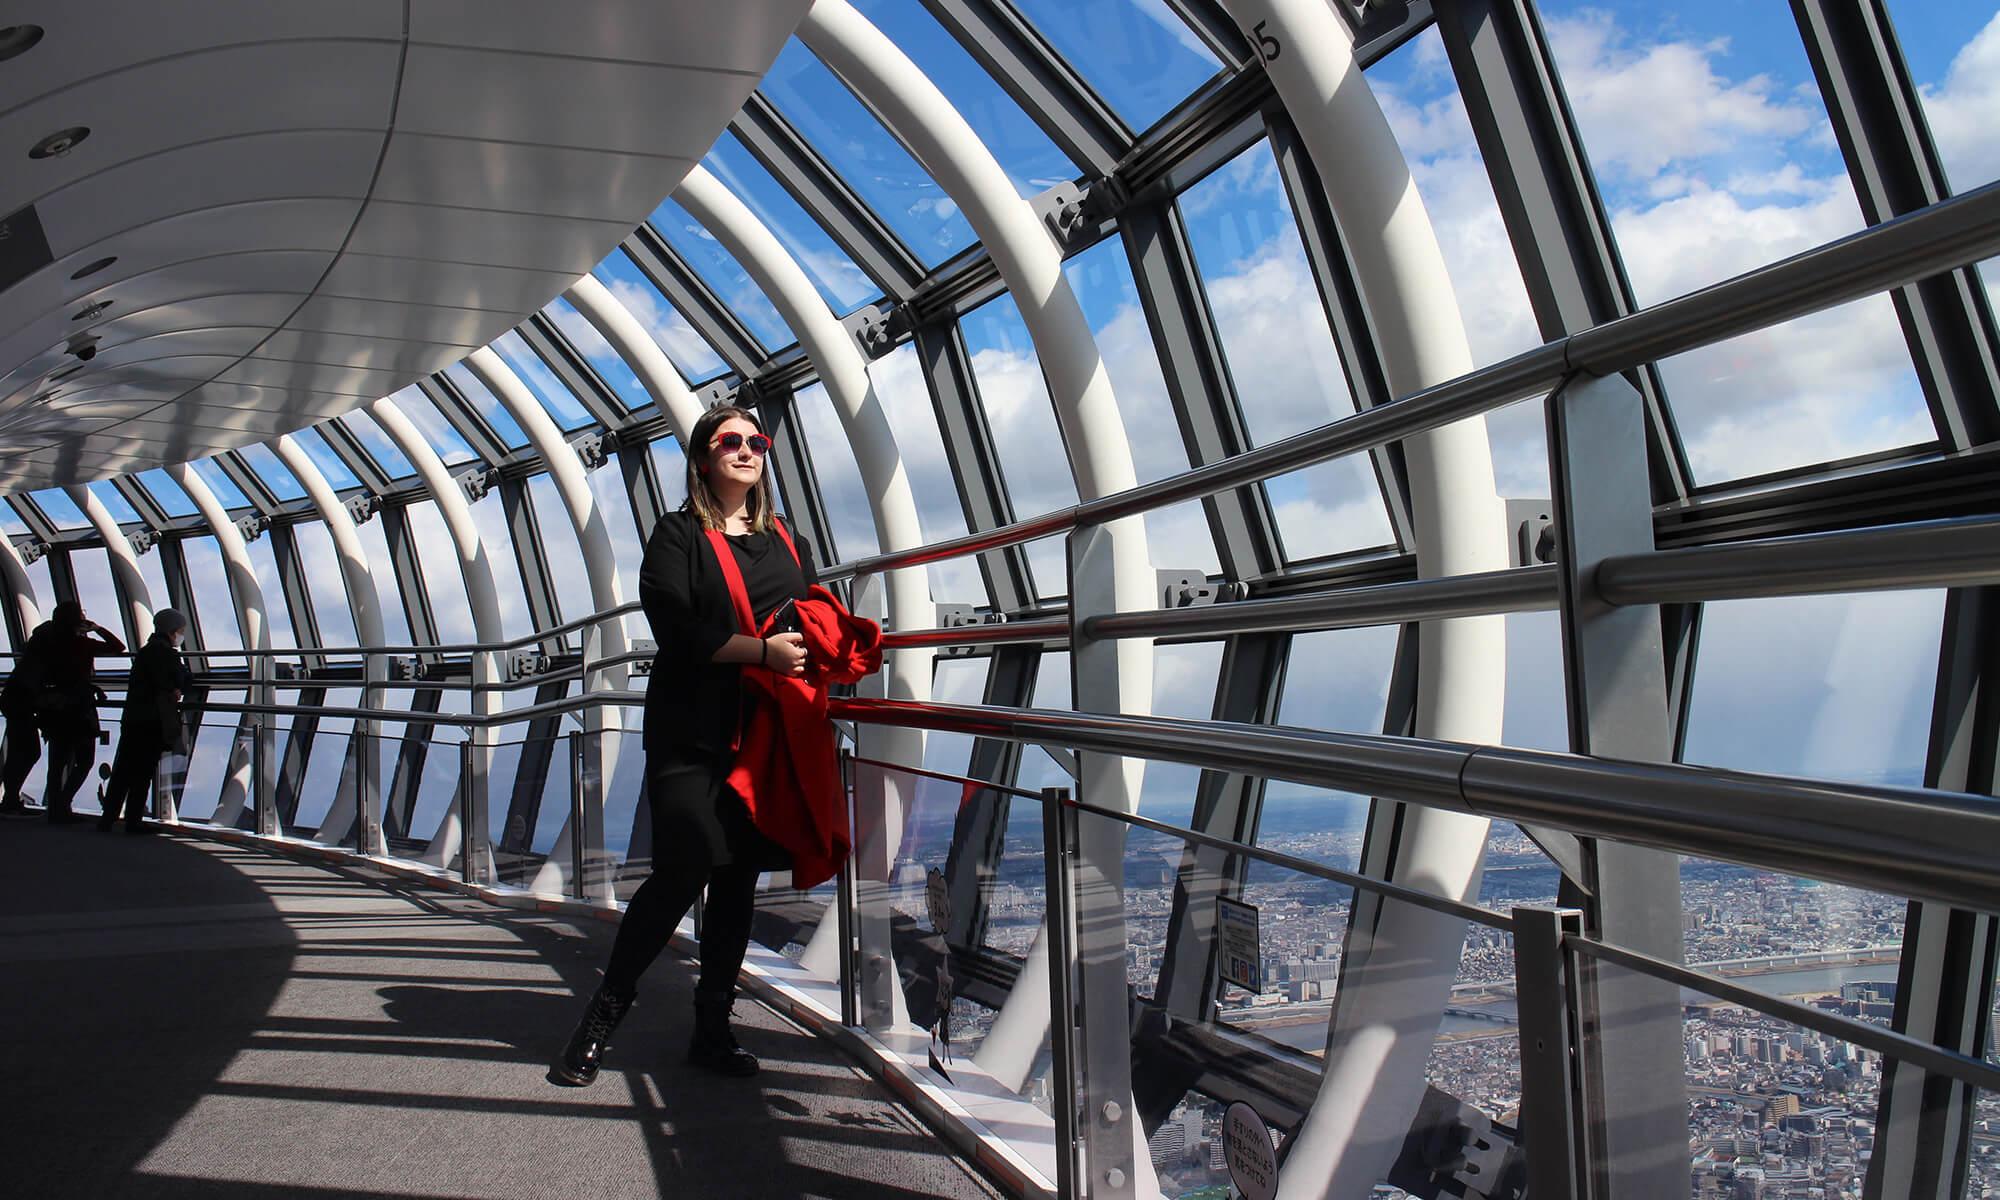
0, 818, 1003, 1199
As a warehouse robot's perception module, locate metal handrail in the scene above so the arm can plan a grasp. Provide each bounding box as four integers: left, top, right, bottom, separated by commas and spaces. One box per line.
821, 179, 2000, 583
829, 696, 2000, 917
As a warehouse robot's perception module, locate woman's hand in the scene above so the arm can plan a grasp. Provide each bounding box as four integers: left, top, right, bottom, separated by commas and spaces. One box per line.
763, 632, 808, 676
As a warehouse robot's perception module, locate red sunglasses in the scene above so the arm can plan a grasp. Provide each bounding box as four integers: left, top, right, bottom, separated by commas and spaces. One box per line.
711, 431, 771, 456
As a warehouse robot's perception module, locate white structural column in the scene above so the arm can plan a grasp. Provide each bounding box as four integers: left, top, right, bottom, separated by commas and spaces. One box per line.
464, 347, 629, 902
0, 535, 42, 639
677, 163, 933, 1024
1217, 3, 1510, 1197
271, 435, 390, 855
564, 274, 708, 437
798, 0, 1157, 1097
369, 396, 506, 882
64, 485, 152, 646
169, 463, 273, 831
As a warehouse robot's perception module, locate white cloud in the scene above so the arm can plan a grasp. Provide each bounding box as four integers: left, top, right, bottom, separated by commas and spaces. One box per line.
604, 277, 723, 381
1918, 11, 2000, 192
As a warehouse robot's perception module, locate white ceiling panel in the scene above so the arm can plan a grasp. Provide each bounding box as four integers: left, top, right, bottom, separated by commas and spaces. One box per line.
372, 134, 692, 224
0, 2, 809, 487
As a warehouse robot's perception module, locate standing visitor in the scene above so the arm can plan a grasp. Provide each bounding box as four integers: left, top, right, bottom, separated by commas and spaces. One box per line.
98, 608, 190, 834
31, 602, 122, 825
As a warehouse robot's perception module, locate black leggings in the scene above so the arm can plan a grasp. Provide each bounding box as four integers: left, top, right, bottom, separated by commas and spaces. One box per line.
603, 862, 760, 999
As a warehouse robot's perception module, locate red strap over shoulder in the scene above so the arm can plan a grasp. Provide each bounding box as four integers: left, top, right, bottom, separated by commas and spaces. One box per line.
703, 530, 757, 636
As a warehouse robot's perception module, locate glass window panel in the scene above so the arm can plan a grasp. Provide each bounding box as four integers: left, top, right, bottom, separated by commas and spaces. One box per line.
135, 468, 196, 518
1178, 140, 1395, 561
0, 499, 30, 537
961, 293, 1074, 595
189, 460, 250, 510
67, 547, 122, 635
868, 343, 981, 603
290, 522, 359, 649
134, 543, 169, 621
848, 0, 1078, 194
589, 250, 727, 384
174, 690, 242, 823
30, 488, 88, 529
388, 386, 478, 467
464, 492, 536, 640
236, 443, 305, 502
543, 295, 652, 413
22, 553, 53, 623
352, 514, 411, 647
647, 435, 690, 513
490, 329, 594, 431
925, 655, 990, 777
647, 195, 792, 350
1889, 4, 1999, 193
179, 536, 241, 652
1538, 2, 1933, 483
1009, 0, 1222, 132
85, 482, 141, 526
585, 453, 646, 644
444, 363, 529, 450
759, 40, 977, 264
404, 501, 474, 646
1063, 237, 1221, 575
791, 381, 874, 567
527, 473, 592, 633
704, 130, 880, 312
288, 427, 360, 492
241, 536, 296, 650
1133, 640, 1224, 825
1269, 625, 1400, 872
337, 411, 415, 481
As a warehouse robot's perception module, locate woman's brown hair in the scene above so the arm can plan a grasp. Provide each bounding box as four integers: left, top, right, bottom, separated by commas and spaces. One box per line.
682, 404, 778, 534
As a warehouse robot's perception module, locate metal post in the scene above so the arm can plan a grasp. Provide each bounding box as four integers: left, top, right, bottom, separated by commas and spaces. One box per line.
837, 750, 861, 1029
1513, 906, 1590, 1200
457, 739, 481, 885
568, 729, 587, 901
1042, 785, 1082, 1200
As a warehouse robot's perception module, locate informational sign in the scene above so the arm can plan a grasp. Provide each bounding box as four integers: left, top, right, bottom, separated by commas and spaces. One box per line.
1223, 1102, 1279, 1200
1217, 896, 1262, 993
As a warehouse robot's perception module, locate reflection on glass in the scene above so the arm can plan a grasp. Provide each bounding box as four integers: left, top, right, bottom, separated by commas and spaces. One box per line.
489, 329, 594, 431
337, 411, 416, 480
647, 195, 791, 351
189, 459, 250, 510
444, 363, 529, 450
1009, 0, 1221, 132
386, 386, 479, 467
543, 295, 652, 413
403, 501, 474, 645
961, 293, 1074, 595
758, 40, 977, 263
85, 481, 141, 526
867, 343, 980, 603
289, 522, 358, 648
849, 0, 1079, 195
288, 427, 359, 492
351, 513, 412, 647
527, 473, 592, 634
241, 535, 296, 650
703, 130, 880, 312
589, 250, 727, 384
1178, 140, 1394, 561
236, 443, 305, 502
179, 536, 241, 652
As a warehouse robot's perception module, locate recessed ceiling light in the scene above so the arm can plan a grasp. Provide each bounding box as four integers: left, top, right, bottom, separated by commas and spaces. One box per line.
0, 26, 43, 63
71, 300, 112, 321
70, 256, 116, 280
49, 363, 83, 381
29, 126, 89, 159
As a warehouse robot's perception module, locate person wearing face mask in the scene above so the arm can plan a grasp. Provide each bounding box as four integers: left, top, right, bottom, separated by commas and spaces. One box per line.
97, 608, 190, 835
553, 405, 832, 1087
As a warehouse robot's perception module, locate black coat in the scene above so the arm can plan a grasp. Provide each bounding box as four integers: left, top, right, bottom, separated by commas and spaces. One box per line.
638, 510, 818, 759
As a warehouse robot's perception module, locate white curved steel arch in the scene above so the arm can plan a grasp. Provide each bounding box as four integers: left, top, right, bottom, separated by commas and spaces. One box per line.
798, 0, 1158, 1100
368, 396, 506, 881
1216, 2, 1511, 1196
272, 434, 390, 855
65, 484, 152, 647
563, 274, 709, 440
675, 163, 935, 1023
463, 347, 629, 902
0, 535, 42, 642
168, 462, 272, 831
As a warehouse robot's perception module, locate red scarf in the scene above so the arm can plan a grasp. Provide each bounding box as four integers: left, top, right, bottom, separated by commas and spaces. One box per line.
704, 521, 879, 889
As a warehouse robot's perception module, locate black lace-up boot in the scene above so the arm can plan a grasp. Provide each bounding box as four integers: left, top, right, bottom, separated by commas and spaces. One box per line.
551, 984, 635, 1087
687, 991, 759, 1077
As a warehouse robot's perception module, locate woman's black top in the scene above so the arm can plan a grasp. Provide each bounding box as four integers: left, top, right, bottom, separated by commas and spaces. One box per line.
638, 510, 817, 759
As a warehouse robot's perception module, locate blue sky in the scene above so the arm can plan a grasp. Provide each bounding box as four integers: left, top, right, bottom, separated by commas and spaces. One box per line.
9, 2, 1993, 860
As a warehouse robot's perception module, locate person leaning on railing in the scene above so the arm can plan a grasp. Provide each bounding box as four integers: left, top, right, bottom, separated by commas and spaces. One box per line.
553, 403, 878, 1088
97, 608, 190, 835
27, 602, 123, 825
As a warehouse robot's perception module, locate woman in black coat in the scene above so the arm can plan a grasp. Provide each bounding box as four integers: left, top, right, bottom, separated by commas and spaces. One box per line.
554, 404, 816, 1087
